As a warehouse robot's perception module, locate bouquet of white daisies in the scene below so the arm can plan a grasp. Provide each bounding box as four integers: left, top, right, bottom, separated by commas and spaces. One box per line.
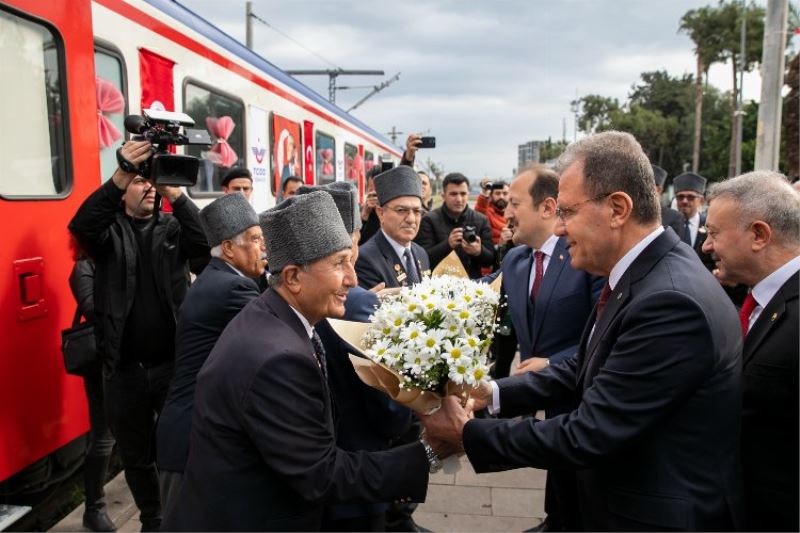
330, 273, 501, 414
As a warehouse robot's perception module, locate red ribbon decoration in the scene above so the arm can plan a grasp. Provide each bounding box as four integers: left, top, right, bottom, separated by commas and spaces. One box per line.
96, 77, 124, 148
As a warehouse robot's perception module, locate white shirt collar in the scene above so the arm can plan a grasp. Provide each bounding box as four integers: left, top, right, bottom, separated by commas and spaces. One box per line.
687, 212, 700, 227
381, 229, 413, 262
221, 259, 245, 277
608, 227, 664, 290
288, 305, 314, 339
535, 234, 559, 257
751, 255, 800, 310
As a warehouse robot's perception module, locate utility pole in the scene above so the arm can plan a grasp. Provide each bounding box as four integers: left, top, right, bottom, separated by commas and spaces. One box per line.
245, 1, 253, 49
286, 69, 384, 104
754, 0, 789, 170
734, 0, 747, 176
570, 90, 581, 142
562, 117, 567, 143
386, 126, 403, 145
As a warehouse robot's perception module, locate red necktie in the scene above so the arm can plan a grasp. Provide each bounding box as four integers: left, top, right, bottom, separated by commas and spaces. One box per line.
739, 292, 757, 337
530, 251, 545, 303
595, 283, 612, 320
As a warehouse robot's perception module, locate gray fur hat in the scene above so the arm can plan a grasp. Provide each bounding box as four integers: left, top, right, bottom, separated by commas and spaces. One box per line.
652, 165, 668, 188
673, 172, 707, 194
199, 193, 259, 248
374, 165, 422, 206
259, 191, 352, 273
296, 181, 362, 234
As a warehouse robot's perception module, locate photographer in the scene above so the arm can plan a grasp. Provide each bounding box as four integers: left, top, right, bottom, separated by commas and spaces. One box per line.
475, 179, 509, 246
68, 139, 209, 531
415, 172, 495, 278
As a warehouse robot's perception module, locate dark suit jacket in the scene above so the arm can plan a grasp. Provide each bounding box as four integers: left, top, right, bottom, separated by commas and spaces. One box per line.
163, 289, 428, 532
156, 257, 260, 473
319, 287, 413, 521
355, 231, 430, 289
741, 273, 799, 532
661, 206, 684, 237
484, 238, 604, 364
464, 228, 744, 531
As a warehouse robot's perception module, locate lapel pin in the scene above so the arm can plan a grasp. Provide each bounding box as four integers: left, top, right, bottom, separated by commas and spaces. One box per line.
771, 312, 777, 321
558, 254, 564, 261
394, 264, 402, 272
617, 293, 622, 300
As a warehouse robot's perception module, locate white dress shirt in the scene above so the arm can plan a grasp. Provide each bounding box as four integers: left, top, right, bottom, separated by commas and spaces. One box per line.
289, 306, 314, 339
744, 255, 800, 332
381, 229, 415, 265
685, 212, 700, 247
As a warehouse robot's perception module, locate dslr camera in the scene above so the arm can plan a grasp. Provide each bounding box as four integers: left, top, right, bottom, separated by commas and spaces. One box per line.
119, 108, 211, 187
462, 225, 478, 243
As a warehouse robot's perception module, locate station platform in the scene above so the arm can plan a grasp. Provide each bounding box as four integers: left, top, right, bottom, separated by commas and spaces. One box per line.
50, 455, 546, 532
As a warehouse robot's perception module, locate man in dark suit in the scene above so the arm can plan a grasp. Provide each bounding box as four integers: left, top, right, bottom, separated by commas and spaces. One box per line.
164, 192, 443, 532
296, 182, 414, 531
652, 164, 683, 236
673, 172, 715, 271
422, 131, 744, 531
702, 171, 799, 532
484, 164, 604, 531
156, 193, 265, 513
356, 165, 431, 290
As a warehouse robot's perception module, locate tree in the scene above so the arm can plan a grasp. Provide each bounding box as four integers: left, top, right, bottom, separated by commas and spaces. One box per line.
539, 138, 569, 163
577, 95, 620, 134
680, 5, 725, 173
716, 0, 764, 177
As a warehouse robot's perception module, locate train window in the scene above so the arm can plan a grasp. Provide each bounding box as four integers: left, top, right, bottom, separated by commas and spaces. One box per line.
183, 81, 244, 196
94, 46, 127, 182
315, 131, 336, 185
364, 149, 376, 175
344, 143, 360, 184
0, 9, 68, 197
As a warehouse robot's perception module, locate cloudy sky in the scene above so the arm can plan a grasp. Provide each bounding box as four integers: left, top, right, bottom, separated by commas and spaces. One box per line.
178, 0, 773, 180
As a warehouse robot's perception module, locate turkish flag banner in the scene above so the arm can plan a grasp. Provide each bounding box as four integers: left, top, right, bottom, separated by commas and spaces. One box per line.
139, 48, 176, 211
303, 120, 315, 185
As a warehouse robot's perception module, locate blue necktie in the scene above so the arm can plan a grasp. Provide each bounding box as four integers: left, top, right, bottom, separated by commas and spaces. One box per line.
404, 249, 420, 285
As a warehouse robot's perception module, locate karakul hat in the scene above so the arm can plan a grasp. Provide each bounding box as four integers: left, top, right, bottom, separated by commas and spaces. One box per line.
259, 191, 352, 273
221, 167, 252, 186
673, 172, 707, 194
297, 181, 362, 234
199, 193, 259, 248
652, 165, 668, 188
373, 165, 422, 206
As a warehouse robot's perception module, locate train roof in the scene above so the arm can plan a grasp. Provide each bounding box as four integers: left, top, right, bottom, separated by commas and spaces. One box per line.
147, 0, 400, 153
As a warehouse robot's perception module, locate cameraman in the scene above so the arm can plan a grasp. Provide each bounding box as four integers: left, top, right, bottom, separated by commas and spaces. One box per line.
415, 172, 495, 278
69, 140, 209, 531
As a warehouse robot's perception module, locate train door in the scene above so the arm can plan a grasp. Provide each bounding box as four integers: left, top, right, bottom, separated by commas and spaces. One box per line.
0, 0, 97, 485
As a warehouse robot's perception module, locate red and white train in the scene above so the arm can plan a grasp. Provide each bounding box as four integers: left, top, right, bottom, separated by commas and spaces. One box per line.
0, 0, 400, 523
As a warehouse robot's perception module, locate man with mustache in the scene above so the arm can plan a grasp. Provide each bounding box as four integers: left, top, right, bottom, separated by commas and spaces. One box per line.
69, 140, 209, 531
156, 193, 266, 514
164, 192, 440, 531
475, 180, 510, 246
355, 165, 431, 289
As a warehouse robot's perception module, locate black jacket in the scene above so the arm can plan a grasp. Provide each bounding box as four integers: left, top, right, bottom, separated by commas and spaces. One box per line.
163, 289, 429, 531
415, 205, 495, 278
465, 229, 744, 531
156, 258, 260, 473
68, 179, 209, 376
68, 259, 96, 321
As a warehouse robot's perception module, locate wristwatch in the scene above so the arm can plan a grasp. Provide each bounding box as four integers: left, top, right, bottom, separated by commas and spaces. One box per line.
419, 435, 443, 474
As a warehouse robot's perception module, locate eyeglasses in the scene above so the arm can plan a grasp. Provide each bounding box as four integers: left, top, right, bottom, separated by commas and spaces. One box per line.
675, 193, 702, 202
385, 206, 424, 218
555, 193, 611, 221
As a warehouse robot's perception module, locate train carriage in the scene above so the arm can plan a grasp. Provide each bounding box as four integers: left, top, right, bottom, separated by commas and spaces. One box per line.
0, 0, 400, 524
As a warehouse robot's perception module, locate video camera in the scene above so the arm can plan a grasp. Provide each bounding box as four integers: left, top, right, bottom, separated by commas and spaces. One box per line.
121, 109, 211, 187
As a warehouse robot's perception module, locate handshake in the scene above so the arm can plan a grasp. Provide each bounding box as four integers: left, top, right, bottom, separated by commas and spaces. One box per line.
418, 380, 493, 462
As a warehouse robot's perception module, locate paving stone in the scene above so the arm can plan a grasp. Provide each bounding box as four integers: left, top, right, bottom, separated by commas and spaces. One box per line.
456, 462, 547, 490
491, 487, 546, 518
417, 484, 492, 516
415, 510, 541, 532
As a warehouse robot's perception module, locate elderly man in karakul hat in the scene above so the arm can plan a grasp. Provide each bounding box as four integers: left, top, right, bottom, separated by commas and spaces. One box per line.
355, 165, 431, 291
163, 191, 449, 532
156, 192, 265, 514
651, 164, 683, 237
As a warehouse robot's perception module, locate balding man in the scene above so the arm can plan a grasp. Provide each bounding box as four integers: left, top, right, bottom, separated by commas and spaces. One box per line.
422, 131, 743, 531
703, 171, 799, 532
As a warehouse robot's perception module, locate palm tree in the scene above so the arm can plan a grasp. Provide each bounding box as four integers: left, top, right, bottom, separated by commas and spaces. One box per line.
680, 6, 725, 173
